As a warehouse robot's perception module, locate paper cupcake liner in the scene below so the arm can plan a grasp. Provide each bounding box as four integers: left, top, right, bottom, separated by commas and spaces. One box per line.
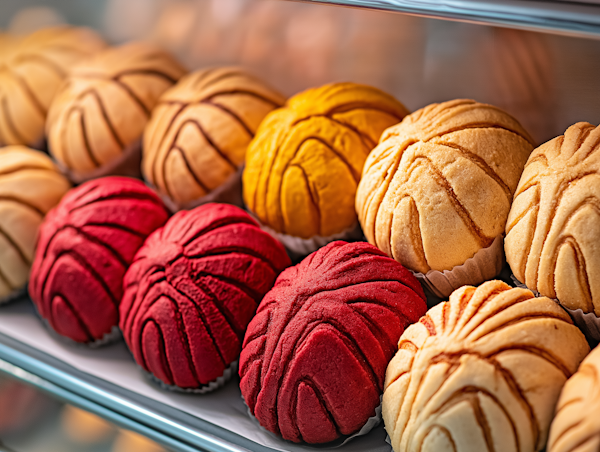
144, 361, 237, 394
0, 285, 28, 306
40, 316, 122, 348
59, 139, 143, 185
242, 395, 381, 448
153, 166, 244, 213
249, 215, 364, 260
510, 275, 600, 343
413, 235, 504, 300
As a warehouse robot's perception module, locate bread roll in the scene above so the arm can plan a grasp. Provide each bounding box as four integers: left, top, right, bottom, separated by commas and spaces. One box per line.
506, 122, 600, 315
143, 67, 285, 209
47, 42, 186, 182
357, 99, 534, 273
383, 280, 589, 452
547, 346, 600, 452
0, 26, 106, 148
0, 146, 70, 299
243, 82, 408, 239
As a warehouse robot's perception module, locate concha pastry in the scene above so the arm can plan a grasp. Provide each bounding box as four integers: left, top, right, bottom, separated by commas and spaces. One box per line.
46, 42, 186, 183
240, 241, 427, 444
357, 99, 535, 273
143, 67, 286, 210
383, 280, 589, 452
505, 122, 600, 315
547, 345, 600, 452
243, 82, 409, 239
0, 26, 106, 148
120, 203, 290, 390
0, 146, 70, 300
29, 177, 169, 344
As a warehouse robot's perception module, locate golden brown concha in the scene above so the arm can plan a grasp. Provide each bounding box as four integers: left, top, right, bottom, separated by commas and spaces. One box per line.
382, 280, 589, 452
143, 67, 285, 209
0, 146, 71, 299
547, 346, 600, 452
46, 42, 186, 182
243, 82, 409, 239
357, 99, 535, 273
0, 26, 106, 148
505, 122, 600, 315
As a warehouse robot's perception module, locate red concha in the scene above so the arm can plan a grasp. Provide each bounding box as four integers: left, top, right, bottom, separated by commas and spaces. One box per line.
239, 241, 427, 444
120, 203, 291, 390
29, 176, 169, 344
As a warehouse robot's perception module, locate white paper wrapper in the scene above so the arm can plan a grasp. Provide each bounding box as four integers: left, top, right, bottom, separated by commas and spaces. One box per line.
413, 235, 504, 299
249, 214, 364, 259
145, 361, 238, 394
153, 165, 244, 213
242, 395, 382, 448
510, 275, 600, 342
0, 285, 28, 306
58, 138, 143, 184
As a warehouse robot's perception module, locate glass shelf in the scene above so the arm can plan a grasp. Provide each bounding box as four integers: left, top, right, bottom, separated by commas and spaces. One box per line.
295, 0, 600, 38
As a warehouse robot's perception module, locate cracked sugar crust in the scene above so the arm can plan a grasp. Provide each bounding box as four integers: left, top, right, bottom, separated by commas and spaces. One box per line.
505, 122, 600, 315
120, 203, 291, 389
143, 67, 285, 205
29, 176, 169, 343
243, 82, 409, 239
356, 99, 535, 273
548, 346, 600, 452
239, 240, 427, 444
46, 41, 186, 175
383, 280, 589, 452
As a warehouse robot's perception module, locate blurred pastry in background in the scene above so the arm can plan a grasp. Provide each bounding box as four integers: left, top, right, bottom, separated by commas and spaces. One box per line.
60, 405, 114, 445
112, 429, 166, 452
7, 7, 66, 35
0, 26, 106, 149
0, 377, 55, 436
46, 41, 187, 183
143, 67, 285, 211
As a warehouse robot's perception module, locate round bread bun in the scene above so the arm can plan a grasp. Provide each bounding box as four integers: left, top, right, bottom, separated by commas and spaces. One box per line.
382, 280, 589, 452
46, 41, 186, 182
357, 99, 535, 273
120, 203, 290, 390
243, 82, 409, 239
143, 67, 286, 209
547, 345, 600, 452
29, 177, 169, 344
0, 145, 70, 300
0, 26, 106, 148
240, 241, 427, 444
506, 122, 600, 315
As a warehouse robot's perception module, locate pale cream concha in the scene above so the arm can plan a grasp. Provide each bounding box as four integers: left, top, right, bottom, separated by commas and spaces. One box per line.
143, 67, 285, 210
356, 99, 535, 274
0, 26, 106, 148
382, 280, 589, 452
46, 41, 187, 183
505, 122, 600, 316
0, 146, 71, 300
547, 345, 600, 452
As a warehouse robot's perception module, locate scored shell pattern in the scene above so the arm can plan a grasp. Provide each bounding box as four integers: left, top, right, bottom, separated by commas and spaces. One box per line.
143, 67, 286, 207
46, 42, 186, 177
382, 280, 589, 452
505, 122, 600, 315
356, 99, 535, 273
0, 26, 106, 148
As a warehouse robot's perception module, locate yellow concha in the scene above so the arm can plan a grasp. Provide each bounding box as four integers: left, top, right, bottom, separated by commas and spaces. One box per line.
243, 82, 409, 239
0, 146, 71, 299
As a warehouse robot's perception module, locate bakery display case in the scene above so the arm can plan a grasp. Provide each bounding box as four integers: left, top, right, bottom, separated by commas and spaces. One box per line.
0, 1, 600, 451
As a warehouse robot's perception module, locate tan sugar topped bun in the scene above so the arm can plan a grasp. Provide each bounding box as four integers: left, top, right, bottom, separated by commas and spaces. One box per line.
47, 42, 186, 181
506, 122, 600, 315
243, 82, 409, 239
0, 26, 106, 148
143, 67, 285, 209
382, 280, 589, 452
547, 346, 600, 452
357, 99, 535, 273
0, 146, 70, 299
